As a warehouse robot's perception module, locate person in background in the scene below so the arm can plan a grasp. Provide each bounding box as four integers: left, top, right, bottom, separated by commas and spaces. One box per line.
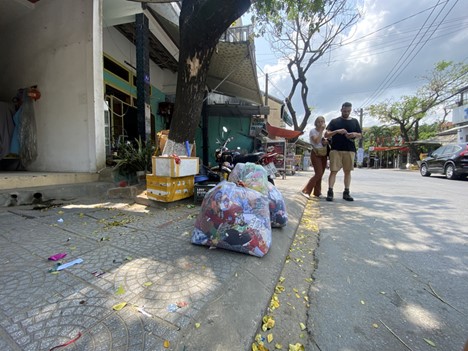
325, 102, 362, 202
301, 116, 328, 199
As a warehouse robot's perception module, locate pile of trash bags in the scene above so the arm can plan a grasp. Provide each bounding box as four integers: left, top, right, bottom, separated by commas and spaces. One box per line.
191, 163, 287, 257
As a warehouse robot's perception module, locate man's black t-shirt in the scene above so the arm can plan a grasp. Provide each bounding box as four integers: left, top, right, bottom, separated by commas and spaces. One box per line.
327, 117, 362, 152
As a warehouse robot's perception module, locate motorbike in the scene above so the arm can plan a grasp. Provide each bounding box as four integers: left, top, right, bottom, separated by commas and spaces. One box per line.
211, 137, 278, 185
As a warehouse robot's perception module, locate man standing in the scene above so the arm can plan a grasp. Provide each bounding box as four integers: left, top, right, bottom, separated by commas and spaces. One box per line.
324, 102, 362, 202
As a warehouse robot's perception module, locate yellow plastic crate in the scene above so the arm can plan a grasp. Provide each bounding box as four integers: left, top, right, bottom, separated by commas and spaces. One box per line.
146, 175, 194, 202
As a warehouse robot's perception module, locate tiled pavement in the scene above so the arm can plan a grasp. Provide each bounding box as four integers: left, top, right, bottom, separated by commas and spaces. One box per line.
0, 202, 237, 351
0, 174, 308, 351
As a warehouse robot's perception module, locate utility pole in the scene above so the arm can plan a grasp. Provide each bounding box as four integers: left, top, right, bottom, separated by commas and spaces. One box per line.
357, 108, 364, 167
358, 108, 363, 148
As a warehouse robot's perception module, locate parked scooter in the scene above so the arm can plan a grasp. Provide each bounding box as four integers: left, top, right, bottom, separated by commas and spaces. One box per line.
211, 137, 278, 184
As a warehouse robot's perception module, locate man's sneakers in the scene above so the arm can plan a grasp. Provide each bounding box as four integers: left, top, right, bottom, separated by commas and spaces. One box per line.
300, 191, 310, 199
326, 189, 333, 202
343, 190, 354, 201
326, 189, 354, 201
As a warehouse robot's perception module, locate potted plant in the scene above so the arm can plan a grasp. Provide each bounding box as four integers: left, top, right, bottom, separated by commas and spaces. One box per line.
113, 137, 154, 185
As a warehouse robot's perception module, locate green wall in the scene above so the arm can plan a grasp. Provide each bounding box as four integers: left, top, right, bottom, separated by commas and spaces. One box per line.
196, 115, 254, 166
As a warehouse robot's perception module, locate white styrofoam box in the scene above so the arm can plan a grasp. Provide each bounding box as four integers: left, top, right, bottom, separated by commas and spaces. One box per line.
152, 156, 199, 177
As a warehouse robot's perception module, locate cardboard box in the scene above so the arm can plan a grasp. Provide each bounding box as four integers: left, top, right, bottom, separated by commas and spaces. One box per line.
152, 156, 199, 177
146, 175, 194, 202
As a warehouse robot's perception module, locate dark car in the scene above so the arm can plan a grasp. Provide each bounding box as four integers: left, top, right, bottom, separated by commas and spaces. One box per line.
419, 142, 468, 180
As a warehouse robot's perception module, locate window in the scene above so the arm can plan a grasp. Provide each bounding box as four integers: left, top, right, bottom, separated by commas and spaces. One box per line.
104, 55, 130, 83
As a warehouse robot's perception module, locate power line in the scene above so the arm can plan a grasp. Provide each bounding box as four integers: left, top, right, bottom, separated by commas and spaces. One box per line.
257, 64, 288, 100
368, 0, 461, 108
256, 7, 467, 78
359, 0, 452, 109
341, 1, 450, 46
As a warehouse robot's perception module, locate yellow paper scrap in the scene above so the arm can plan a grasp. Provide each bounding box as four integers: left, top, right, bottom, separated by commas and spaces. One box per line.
275, 343, 283, 349
299, 322, 306, 331
270, 296, 280, 310
423, 338, 436, 347
112, 302, 127, 311
143, 282, 153, 287
163, 340, 170, 348
115, 285, 125, 295
262, 315, 275, 331
275, 285, 285, 293
267, 333, 274, 343
288, 343, 304, 351
195, 323, 201, 329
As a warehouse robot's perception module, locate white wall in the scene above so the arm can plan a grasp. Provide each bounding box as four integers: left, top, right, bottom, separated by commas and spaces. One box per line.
0, 0, 105, 173
267, 99, 285, 128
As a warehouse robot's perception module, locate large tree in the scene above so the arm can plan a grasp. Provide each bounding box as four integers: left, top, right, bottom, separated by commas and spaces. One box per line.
164, 0, 338, 155
164, 0, 250, 155
368, 96, 426, 163
258, 0, 360, 132
368, 61, 468, 163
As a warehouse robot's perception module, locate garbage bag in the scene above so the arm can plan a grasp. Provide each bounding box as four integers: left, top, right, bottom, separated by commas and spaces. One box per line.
191, 181, 271, 257
228, 162, 269, 195
267, 182, 288, 228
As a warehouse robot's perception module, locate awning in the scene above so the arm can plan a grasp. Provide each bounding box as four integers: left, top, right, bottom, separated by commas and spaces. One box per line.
295, 138, 312, 151
206, 104, 269, 117
266, 123, 303, 139
436, 124, 468, 136
206, 40, 263, 105
407, 134, 457, 145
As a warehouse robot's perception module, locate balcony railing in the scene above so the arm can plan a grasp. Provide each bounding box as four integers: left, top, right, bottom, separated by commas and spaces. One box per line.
220, 25, 253, 43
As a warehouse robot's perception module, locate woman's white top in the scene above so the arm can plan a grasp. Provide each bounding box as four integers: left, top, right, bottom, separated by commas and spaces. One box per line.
309, 128, 324, 148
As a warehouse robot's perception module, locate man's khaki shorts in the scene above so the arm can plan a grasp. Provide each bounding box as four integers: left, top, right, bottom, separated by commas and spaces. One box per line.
329, 150, 355, 172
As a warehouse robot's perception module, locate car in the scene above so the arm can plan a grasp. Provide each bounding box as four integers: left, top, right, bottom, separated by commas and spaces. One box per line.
419, 142, 468, 180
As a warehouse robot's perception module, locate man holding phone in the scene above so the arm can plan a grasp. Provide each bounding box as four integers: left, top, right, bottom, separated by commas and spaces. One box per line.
324, 102, 362, 202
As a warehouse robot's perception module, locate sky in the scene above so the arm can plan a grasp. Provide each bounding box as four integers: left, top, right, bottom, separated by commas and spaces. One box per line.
248, 0, 468, 133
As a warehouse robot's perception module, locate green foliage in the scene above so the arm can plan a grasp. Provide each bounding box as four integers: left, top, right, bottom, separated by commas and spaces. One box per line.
363, 125, 400, 148
418, 60, 468, 105
252, 0, 327, 34
418, 123, 439, 141
368, 95, 426, 129
113, 137, 154, 174
367, 60, 468, 147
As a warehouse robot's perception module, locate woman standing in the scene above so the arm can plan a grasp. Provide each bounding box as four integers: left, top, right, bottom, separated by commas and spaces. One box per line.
301, 116, 328, 198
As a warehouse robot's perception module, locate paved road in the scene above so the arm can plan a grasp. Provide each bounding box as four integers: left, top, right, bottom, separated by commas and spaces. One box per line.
309, 168, 468, 351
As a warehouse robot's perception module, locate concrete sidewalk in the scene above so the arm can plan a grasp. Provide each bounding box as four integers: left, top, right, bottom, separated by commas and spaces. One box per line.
0, 172, 310, 351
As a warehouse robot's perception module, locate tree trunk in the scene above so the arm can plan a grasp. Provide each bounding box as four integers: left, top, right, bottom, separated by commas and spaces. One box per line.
163, 0, 251, 156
